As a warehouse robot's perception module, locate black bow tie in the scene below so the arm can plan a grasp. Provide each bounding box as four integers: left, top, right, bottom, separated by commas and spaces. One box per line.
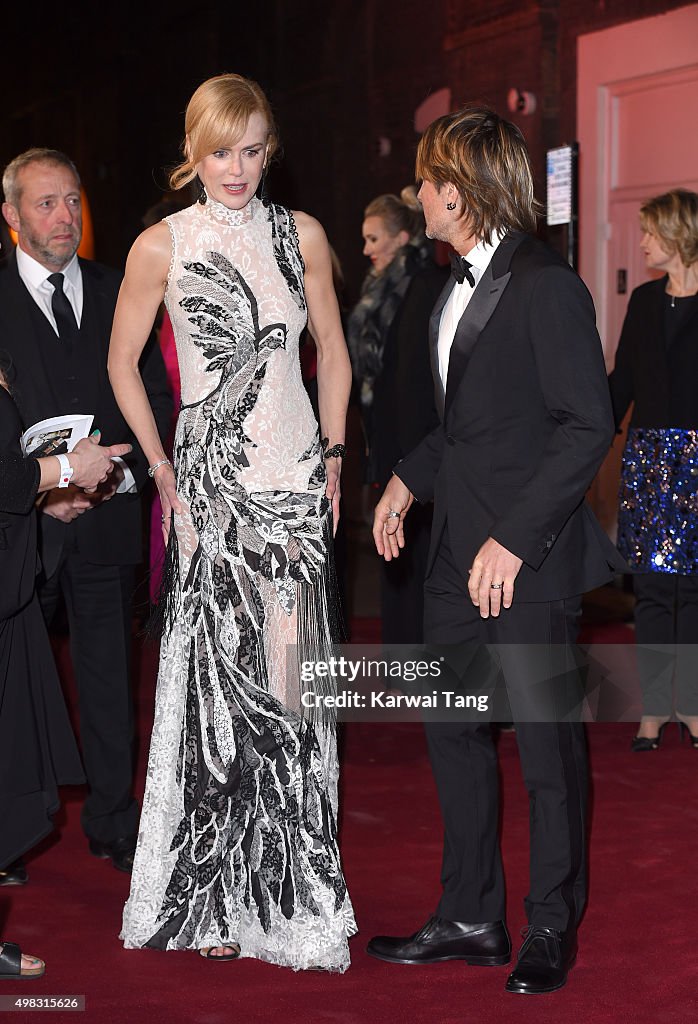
450, 253, 476, 287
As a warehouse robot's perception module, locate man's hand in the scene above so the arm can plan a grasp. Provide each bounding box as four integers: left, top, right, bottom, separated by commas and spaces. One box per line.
83, 462, 125, 506
42, 485, 93, 523
70, 434, 132, 492
372, 474, 415, 561
468, 537, 523, 618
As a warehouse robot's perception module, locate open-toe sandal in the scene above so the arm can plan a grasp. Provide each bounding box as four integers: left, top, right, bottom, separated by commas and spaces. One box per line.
198, 944, 240, 961
0, 942, 46, 980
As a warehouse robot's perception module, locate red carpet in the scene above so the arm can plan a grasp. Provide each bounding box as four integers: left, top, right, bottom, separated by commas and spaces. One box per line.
2, 627, 696, 1024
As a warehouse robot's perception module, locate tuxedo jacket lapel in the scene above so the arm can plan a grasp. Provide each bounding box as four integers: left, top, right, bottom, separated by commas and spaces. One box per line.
1, 257, 41, 355
2, 259, 34, 333
0, 256, 62, 415
428, 276, 455, 420
443, 232, 525, 420
78, 260, 110, 409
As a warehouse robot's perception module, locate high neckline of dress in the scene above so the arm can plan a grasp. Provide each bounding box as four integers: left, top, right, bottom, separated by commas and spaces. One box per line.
200, 194, 262, 227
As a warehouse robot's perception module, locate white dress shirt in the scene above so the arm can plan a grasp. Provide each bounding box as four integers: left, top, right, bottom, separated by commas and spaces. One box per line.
15, 244, 135, 493
16, 246, 83, 333
437, 230, 504, 388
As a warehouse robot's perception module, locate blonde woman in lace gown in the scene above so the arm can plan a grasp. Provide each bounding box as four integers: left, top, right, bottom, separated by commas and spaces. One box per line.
108, 74, 356, 970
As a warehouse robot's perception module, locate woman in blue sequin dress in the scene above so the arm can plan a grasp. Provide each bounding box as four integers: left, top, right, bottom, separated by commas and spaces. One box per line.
609, 189, 698, 751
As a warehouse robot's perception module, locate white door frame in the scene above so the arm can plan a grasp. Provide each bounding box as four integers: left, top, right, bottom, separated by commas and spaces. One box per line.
577, 3, 698, 356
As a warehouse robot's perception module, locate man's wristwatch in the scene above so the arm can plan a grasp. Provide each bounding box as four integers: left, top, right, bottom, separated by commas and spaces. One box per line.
56, 453, 74, 488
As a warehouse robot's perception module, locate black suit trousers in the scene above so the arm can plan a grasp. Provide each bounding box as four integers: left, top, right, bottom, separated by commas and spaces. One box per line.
38, 528, 139, 842
633, 572, 698, 717
380, 500, 432, 644
423, 525, 588, 932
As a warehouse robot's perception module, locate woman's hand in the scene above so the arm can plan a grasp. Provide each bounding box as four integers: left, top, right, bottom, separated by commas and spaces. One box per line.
153, 463, 184, 543
324, 456, 342, 535
69, 435, 133, 491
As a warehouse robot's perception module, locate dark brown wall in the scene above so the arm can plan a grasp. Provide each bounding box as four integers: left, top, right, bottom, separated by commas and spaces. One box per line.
1, 3, 251, 267
260, 0, 449, 297
1, 0, 690, 296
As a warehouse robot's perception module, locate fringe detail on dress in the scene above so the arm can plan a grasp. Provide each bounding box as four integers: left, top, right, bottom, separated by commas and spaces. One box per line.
147, 513, 181, 640
296, 509, 346, 757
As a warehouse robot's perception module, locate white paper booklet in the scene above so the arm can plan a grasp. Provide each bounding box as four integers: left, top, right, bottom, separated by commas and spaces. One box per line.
21, 414, 94, 457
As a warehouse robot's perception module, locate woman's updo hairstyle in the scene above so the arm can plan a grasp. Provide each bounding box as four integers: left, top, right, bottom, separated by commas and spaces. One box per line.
364, 187, 424, 240
169, 73, 279, 191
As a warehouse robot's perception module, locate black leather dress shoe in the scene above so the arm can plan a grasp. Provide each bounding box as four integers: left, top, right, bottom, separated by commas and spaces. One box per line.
367, 915, 511, 965
505, 926, 577, 994
0, 859, 28, 886
88, 836, 137, 874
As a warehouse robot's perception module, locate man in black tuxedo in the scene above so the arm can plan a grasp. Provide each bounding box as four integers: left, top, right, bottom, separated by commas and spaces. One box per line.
0, 149, 171, 873
367, 109, 623, 993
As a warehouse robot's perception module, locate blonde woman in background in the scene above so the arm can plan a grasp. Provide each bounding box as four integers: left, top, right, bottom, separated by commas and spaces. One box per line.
348, 188, 447, 643
609, 189, 698, 751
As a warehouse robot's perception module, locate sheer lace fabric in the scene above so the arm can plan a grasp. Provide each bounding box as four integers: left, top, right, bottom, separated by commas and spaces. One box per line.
121, 196, 355, 970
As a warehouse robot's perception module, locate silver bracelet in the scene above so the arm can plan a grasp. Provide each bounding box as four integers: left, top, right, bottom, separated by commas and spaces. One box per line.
147, 458, 172, 479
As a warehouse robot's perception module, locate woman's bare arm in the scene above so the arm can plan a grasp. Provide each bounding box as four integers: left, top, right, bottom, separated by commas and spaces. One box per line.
294, 211, 351, 529
107, 222, 184, 533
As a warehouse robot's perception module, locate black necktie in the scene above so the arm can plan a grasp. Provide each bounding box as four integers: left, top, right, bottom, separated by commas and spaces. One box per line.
47, 273, 79, 345
450, 253, 476, 288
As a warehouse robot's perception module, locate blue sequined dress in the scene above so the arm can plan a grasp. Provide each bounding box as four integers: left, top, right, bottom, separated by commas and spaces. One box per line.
617, 427, 698, 573
611, 282, 698, 576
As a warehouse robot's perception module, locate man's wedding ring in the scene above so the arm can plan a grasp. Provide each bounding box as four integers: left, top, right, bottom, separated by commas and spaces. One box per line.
161, 514, 166, 524
490, 582, 503, 590
387, 509, 400, 519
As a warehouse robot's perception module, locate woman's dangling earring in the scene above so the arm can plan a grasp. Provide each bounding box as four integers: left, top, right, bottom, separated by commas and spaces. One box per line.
256, 166, 269, 205
446, 200, 456, 211
197, 177, 207, 205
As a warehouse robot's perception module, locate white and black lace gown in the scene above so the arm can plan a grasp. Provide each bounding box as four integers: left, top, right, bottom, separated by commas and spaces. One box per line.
121, 196, 356, 971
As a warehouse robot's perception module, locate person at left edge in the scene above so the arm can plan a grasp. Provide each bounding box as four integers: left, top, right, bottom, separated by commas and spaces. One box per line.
1, 354, 133, 978
0, 148, 173, 874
